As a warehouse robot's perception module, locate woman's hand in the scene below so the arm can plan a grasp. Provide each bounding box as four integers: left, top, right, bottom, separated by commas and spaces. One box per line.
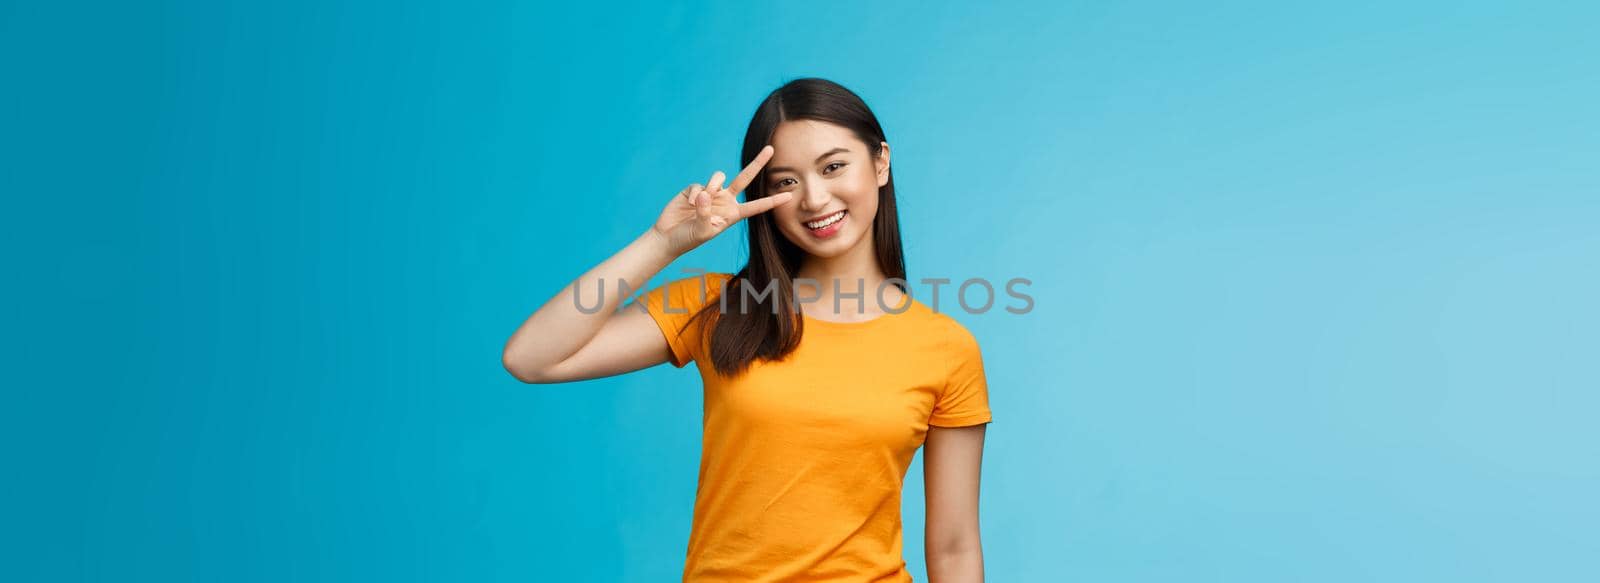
651, 145, 792, 258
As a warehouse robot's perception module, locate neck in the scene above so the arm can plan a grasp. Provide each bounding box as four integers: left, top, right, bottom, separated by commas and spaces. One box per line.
794, 230, 904, 317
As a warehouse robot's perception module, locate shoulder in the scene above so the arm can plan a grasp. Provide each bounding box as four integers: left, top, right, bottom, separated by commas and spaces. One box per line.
917, 304, 982, 355
698, 272, 736, 298
687, 271, 736, 286
658, 271, 736, 294
643, 271, 736, 315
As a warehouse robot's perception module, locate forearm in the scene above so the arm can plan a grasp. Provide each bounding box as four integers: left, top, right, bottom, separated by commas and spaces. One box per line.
926, 547, 984, 582
502, 229, 677, 380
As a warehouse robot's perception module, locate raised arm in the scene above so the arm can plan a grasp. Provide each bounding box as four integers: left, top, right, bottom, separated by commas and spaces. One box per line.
501, 146, 788, 384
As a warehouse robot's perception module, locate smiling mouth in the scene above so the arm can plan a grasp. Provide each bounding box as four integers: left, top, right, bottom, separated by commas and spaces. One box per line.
804, 210, 847, 230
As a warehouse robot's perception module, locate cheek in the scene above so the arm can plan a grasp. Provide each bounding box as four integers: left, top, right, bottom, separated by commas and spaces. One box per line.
844, 176, 880, 213
772, 207, 806, 237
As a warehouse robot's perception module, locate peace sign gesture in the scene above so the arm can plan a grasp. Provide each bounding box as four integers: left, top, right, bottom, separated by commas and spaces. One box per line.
651, 145, 792, 258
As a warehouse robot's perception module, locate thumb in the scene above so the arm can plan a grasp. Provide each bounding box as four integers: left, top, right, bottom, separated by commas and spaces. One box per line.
695, 189, 712, 215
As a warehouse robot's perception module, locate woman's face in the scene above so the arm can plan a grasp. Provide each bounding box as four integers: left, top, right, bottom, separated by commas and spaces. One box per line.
764, 120, 890, 259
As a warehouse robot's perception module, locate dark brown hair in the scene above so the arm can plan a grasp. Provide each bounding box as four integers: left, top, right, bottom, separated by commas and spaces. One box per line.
688, 77, 908, 377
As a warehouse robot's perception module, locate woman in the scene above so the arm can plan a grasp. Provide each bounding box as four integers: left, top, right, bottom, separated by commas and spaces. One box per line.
503, 78, 991, 582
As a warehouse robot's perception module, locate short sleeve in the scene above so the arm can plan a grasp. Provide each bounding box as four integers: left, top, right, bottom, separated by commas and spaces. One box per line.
639, 272, 731, 368
929, 324, 993, 427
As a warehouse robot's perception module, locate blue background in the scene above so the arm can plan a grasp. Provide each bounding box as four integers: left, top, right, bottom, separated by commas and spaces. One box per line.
4, 1, 1597, 581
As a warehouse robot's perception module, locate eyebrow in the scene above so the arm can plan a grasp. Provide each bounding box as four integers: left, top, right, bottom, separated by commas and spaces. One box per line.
766, 147, 851, 174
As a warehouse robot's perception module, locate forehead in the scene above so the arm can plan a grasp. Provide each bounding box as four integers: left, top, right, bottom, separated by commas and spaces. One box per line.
767, 120, 861, 164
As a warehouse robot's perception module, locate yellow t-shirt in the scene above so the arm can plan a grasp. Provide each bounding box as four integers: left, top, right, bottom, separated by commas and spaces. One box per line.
640, 272, 993, 582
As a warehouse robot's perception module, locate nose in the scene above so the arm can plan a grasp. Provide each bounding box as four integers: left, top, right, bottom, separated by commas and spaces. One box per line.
797, 180, 830, 212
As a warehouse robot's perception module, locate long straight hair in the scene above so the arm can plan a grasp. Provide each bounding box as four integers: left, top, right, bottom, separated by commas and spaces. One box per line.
689, 78, 908, 377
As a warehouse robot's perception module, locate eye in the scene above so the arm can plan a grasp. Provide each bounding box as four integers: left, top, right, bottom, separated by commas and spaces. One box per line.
773, 177, 797, 189
823, 162, 846, 174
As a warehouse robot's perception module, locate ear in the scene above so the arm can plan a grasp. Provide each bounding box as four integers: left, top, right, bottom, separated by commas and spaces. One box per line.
875, 141, 891, 187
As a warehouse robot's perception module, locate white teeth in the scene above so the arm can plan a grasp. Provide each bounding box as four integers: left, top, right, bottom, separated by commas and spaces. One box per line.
805, 211, 845, 229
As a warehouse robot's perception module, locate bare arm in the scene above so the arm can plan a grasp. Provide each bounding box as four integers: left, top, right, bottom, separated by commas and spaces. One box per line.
925, 423, 987, 582
500, 229, 678, 383
501, 146, 788, 384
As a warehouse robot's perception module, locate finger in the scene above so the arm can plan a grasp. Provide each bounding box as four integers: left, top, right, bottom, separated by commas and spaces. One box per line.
737, 192, 793, 218
726, 145, 775, 196
692, 186, 710, 214
682, 183, 701, 203
706, 171, 726, 194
